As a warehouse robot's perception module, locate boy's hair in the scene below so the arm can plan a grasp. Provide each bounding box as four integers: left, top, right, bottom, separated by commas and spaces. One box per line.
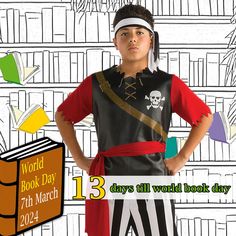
113, 4, 154, 30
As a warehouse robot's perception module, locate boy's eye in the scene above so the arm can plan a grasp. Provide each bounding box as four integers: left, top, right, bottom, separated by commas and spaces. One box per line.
137, 31, 144, 35
121, 32, 128, 36
119, 30, 145, 37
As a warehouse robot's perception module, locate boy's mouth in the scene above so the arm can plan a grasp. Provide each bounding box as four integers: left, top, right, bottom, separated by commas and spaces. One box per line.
128, 46, 139, 50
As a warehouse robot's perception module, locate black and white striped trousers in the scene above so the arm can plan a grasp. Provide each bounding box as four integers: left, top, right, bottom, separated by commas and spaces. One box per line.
108, 199, 178, 236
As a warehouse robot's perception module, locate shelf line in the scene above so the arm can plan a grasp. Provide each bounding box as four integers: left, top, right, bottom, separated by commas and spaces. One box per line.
0, 83, 234, 92
0, 43, 229, 49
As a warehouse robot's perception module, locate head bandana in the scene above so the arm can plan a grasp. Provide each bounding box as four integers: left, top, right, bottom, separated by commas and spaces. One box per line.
114, 17, 160, 72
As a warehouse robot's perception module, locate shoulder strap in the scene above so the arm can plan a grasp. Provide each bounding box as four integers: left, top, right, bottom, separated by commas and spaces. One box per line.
95, 71, 167, 141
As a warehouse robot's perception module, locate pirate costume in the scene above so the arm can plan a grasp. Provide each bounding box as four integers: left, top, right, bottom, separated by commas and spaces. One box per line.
57, 17, 211, 236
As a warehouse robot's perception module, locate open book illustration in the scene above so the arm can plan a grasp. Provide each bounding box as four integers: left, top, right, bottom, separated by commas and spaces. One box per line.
8, 104, 50, 134
209, 94, 236, 143
208, 111, 236, 144
0, 52, 40, 85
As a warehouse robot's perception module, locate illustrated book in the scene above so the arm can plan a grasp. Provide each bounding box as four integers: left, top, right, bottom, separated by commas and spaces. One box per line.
208, 111, 236, 143
0, 52, 40, 85
0, 137, 65, 236
8, 104, 50, 134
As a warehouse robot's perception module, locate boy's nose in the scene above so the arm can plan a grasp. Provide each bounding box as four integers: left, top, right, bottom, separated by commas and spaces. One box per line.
129, 32, 137, 42
129, 38, 136, 42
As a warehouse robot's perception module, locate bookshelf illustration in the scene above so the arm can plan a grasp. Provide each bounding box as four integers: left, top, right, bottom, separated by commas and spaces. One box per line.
14, 213, 236, 236
0, 0, 236, 235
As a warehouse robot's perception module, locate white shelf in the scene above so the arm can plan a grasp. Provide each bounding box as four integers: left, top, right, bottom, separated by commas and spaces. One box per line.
0, 0, 71, 2
190, 87, 236, 92
160, 43, 228, 49
175, 203, 236, 209
44, 122, 94, 128
64, 158, 236, 166
0, 83, 235, 92
0, 42, 229, 49
153, 15, 232, 23
63, 200, 236, 208
64, 157, 236, 166
185, 161, 236, 166
0, 82, 80, 89
169, 127, 191, 132
64, 158, 236, 167
0, 43, 113, 48
64, 200, 85, 206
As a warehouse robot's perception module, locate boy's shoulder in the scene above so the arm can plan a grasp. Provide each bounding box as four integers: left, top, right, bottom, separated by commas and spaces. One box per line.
156, 68, 173, 80
88, 65, 117, 79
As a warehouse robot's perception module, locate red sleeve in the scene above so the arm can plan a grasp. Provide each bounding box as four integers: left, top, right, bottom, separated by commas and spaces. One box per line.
171, 75, 211, 127
57, 76, 92, 124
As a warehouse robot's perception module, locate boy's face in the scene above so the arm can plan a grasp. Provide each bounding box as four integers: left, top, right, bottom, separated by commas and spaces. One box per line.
113, 26, 152, 64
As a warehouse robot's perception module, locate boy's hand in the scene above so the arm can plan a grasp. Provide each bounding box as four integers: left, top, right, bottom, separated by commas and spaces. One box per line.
164, 154, 188, 176
73, 155, 94, 174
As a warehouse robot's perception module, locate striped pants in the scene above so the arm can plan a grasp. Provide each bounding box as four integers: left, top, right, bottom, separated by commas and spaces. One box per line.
109, 199, 178, 236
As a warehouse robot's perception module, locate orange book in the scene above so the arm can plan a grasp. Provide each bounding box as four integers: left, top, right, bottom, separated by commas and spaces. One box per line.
0, 137, 65, 235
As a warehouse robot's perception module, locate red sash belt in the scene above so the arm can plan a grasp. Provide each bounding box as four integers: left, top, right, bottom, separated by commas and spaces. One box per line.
85, 141, 166, 236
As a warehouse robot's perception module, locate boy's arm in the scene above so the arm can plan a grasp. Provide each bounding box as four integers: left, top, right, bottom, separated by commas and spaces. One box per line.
164, 113, 213, 175
55, 110, 93, 174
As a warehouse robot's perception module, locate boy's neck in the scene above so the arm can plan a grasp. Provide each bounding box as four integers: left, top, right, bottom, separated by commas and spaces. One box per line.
118, 61, 148, 78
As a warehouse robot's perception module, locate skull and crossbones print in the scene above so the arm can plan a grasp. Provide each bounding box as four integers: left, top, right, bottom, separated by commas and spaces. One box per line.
145, 90, 165, 110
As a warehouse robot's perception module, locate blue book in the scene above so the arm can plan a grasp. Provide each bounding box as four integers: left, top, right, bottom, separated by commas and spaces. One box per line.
165, 137, 178, 159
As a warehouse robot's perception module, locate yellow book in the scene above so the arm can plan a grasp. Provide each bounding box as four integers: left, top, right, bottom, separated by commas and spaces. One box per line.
8, 104, 50, 134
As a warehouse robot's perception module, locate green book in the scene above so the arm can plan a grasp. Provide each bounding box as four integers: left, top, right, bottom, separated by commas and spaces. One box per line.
165, 137, 178, 159
0, 52, 39, 85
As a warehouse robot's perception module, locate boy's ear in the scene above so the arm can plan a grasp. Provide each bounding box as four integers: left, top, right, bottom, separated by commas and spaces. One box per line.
150, 34, 153, 48
113, 38, 118, 49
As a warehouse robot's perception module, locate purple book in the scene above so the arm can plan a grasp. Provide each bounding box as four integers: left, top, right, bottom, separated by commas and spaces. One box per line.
208, 112, 229, 143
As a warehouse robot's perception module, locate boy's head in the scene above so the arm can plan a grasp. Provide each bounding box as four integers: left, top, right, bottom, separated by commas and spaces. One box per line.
113, 4, 159, 72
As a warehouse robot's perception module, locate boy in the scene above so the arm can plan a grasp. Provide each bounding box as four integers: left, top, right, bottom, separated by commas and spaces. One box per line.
55, 4, 213, 236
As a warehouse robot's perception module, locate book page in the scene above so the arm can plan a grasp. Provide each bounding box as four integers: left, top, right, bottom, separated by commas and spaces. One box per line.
23, 66, 40, 84
17, 104, 40, 127
0, 137, 50, 159
13, 52, 24, 82
8, 105, 23, 128
230, 124, 236, 142
6, 140, 52, 160
220, 112, 230, 142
